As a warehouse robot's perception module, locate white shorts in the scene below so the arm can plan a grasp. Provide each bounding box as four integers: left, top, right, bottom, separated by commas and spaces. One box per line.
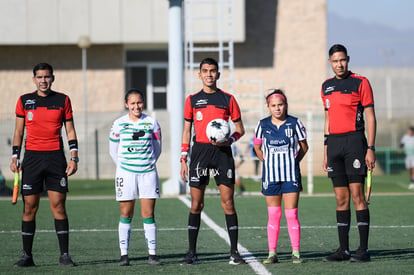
115, 167, 160, 201
406, 156, 414, 169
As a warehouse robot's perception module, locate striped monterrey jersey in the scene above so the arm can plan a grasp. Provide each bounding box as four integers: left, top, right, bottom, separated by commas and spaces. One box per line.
321, 71, 374, 134
15, 90, 73, 151
254, 115, 307, 183
109, 113, 161, 173
183, 89, 242, 143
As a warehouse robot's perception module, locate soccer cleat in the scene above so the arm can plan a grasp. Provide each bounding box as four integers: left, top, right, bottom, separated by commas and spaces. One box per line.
59, 253, 75, 266
181, 252, 198, 265
263, 254, 279, 264
323, 248, 351, 262
292, 254, 303, 264
350, 248, 371, 262
119, 255, 130, 266
229, 250, 246, 265
14, 252, 35, 267
148, 255, 161, 265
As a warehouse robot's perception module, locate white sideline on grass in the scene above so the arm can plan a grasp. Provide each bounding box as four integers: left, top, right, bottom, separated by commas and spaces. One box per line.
178, 196, 272, 275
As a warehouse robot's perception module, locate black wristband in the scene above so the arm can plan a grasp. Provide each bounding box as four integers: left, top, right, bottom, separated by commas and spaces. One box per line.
324, 135, 329, 145
68, 140, 78, 151
12, 146, 21, 159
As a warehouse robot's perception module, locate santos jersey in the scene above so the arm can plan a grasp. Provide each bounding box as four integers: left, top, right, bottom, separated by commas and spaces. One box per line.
254, 115, 307, 183
15, 90, 73, 151
109, 113, 161, 173
183, 89, 242, 143
321, 71, 374, 135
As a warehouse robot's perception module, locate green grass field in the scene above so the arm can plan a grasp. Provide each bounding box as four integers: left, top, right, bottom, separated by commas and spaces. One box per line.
0, 173, 413, 274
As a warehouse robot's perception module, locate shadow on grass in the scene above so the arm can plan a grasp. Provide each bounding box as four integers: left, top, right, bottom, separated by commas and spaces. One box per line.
55, 248, 414, 267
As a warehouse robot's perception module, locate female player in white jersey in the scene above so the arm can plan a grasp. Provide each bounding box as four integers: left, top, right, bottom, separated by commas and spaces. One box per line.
253, 89, 308, 264
109, 89, 162, 266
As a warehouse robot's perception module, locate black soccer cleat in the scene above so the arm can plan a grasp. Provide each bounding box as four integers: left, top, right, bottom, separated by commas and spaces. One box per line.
350, 247, 371, 262
323, 248, 351, 262
229, 250, 247, 265
148, 254, 161, 265
181, 252, 198, 265
59, 253, 75, 266
14, 252, 35, 267
119, 255, 130, 266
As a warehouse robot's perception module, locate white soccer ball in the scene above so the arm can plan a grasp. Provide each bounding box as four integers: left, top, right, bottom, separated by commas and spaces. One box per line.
206, 119, 230, 143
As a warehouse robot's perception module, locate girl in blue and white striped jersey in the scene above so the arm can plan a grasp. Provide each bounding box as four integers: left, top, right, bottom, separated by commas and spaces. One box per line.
109, 89, 162, 266
253, 89, 308, 264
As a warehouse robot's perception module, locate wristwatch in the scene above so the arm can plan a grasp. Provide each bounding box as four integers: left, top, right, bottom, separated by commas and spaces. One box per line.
367, 146, 376, 151
70, 157, 79, 163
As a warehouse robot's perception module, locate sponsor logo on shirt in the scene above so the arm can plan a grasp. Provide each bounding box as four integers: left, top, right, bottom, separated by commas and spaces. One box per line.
195, 99, 208, 106
325, 86, 335, 93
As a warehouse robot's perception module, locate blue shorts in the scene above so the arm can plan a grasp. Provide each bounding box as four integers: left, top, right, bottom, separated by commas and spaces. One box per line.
262, 180, 302, 196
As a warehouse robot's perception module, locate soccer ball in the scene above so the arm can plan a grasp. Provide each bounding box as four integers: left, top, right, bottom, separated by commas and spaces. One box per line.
206, 119, 230, 143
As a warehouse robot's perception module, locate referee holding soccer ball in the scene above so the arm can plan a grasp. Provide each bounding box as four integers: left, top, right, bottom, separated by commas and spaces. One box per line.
321, 44, 377, 262
10, 63, 79, 267
180, 57, 246, 265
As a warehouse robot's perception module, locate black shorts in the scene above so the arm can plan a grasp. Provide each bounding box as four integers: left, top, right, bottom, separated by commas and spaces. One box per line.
21, 150, 68, 195
188, 142, 235, 187
327, 132, 367, 186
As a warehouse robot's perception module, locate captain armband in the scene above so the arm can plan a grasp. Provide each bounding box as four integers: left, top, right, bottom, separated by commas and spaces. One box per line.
12, 146, 21, 159
229, 132, 241, 144
68, 140, 79, 152
324, 135, 329, 145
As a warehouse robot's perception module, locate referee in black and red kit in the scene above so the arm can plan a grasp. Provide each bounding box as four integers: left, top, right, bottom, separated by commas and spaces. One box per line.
321, 44, 377, 262
10, 63, 79, 267
180, 57, 246, 265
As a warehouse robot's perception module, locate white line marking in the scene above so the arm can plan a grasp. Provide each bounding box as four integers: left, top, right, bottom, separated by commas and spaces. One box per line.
178, 196, 272, 275
1, 225, 412, 234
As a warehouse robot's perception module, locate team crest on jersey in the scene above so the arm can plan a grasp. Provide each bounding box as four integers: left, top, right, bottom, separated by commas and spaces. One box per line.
144, 123, 151, 131
353, 159, 361, 169
27, 111, 34, 121
285, 126, 293, 138
60, 177, 67, 187
196, 111, 203, 121
325, 99, 330, 108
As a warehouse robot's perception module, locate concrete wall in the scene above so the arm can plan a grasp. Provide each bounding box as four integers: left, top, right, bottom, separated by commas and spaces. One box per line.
0, 0, 330, 181
0, 0, 245, 45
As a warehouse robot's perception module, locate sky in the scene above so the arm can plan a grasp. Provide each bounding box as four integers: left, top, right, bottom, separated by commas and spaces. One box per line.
327, 0, 414, 31
327, 0, 414, 67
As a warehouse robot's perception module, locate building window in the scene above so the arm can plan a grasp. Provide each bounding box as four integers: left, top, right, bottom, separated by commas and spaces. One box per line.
125, 50, 168, 111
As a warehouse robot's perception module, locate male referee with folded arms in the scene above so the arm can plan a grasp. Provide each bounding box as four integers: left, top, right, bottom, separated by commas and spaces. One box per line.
10, 63, 79, 267
321, 44, 377, 262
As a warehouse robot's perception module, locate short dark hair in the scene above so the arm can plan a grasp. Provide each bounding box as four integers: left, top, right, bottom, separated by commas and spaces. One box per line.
409, 126, 414, 132
33, 63, 54, 76
125, 88, 145, 103
328, 44, 348, 57
199, 57, 219, 71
